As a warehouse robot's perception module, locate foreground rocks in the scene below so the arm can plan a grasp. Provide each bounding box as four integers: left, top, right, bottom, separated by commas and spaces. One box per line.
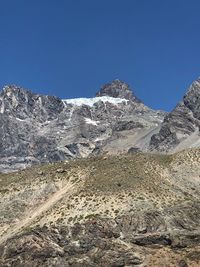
1, 207, 200, 267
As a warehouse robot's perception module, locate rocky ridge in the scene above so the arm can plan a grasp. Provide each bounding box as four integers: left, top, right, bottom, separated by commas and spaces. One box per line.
150, 79, 200, 152
1, 77, 200, 173
0, 80, 164, 173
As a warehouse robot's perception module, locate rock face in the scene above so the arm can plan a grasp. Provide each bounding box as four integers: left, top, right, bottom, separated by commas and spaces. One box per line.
0, 85, 64, 121
1, 77, 200, 172
2, 217, 198, 267
0, 81, 165, 172
150, 79, 200, 152
96, 79, 141, 102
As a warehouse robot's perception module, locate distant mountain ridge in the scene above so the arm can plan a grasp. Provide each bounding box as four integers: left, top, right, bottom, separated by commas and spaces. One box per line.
0, 78, 200, 172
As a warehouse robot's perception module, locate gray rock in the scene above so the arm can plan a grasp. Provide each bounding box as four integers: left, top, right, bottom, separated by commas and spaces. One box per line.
1, 77, 200, 171
0, 81, 165, 172
96, 79, 141, 102
56, 168, 66, 173
150, 79, 200, 152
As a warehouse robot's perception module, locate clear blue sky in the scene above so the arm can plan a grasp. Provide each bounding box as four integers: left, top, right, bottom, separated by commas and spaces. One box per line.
0, 0, 200, 111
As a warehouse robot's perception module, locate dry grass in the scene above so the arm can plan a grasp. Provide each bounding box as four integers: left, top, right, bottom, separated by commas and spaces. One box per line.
0, 149, 200, 234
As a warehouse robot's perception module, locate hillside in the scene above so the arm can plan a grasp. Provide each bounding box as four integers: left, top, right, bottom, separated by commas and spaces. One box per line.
0, 149, 200, 266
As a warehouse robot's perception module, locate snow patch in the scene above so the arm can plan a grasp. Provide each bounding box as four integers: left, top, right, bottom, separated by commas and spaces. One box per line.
0, 105, 4, 114
62, 96, 128, 107
95, 137, 105, 142
16, 118, 25, 122
85, 118, 99, 126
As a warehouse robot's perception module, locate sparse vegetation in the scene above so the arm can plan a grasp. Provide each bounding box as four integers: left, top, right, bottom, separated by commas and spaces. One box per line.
0, 149, 200, 247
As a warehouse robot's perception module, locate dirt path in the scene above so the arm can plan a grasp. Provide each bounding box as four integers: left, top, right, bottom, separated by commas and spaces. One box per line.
0, 181, 75, 245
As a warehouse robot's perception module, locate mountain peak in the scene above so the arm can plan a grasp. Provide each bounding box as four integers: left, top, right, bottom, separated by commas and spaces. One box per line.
96, 80, 141, 102
150, 77, 200, 152
0, 84, 64, 121
184, 79, 200, 99
1, 85, 33, 98
182, 78, 200, 120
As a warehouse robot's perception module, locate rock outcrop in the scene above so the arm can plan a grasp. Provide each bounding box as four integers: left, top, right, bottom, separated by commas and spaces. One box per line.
150, 79, 200, 152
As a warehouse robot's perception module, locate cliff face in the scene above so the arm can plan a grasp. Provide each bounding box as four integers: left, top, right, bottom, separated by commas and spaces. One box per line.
150, 79, 200, 152
0, 81, 164, 172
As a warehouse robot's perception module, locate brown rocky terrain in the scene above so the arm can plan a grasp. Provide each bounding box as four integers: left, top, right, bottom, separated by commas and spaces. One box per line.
0, 149, 200, 266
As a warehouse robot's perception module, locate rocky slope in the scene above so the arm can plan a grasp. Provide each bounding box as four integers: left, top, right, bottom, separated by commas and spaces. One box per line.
0, 80, 165, 173
0, 149, 200, 266
150, 79, 200, 153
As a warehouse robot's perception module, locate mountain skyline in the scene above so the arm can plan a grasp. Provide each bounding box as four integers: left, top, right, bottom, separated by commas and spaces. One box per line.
0, 75, 198, 113
1, 0, 200, 111
1, 77, 200, 173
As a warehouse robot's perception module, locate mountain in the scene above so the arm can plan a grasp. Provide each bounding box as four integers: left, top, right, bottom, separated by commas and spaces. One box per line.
1, 77, 200, 173
0, 80, 165, 173
150, 79, 200, 152
1, 78, 200, 266
96, 79, 141, 102
0, 149, 200, 266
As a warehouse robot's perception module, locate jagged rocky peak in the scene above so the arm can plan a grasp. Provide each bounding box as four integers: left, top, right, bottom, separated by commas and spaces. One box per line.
149, 77, 200, 152
0, 84, 64, 120
2, 84, 29, 92
96, 79, 141, 102
183, 79, 200, 120
0, 84, 32, 99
